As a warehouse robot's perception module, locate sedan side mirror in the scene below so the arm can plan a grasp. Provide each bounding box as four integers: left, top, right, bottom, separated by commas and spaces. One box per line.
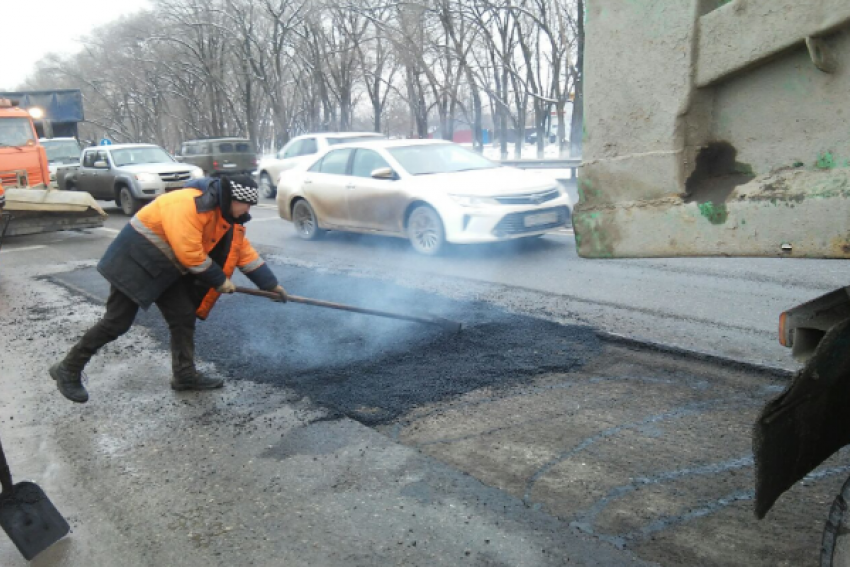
93, 160, 109, 169
371, 167, 396, 180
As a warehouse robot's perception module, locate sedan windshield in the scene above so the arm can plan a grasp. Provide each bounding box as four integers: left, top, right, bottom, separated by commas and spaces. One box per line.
387, 144, 497, 176
111, 147, 174, 166
42, 141, 82, 163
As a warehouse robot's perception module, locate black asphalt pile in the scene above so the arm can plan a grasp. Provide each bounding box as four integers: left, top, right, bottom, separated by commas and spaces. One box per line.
52, 265, 601, 425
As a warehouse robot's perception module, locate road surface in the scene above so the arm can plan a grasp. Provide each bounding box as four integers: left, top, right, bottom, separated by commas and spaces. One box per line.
0, 200, 847, 566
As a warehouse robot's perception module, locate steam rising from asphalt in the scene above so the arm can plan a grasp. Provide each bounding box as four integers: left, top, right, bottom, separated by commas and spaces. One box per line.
225, 266, 466, 372
188, 265, 599, 424
53, 262, 598, 426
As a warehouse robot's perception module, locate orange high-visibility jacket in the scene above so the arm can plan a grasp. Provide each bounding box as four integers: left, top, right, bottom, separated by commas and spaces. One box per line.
98, 180, 277, 319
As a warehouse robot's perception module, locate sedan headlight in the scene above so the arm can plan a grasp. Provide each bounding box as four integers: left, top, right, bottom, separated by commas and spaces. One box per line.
135, 172, 160, 183
190, 167, 204, 179
449, 194, 500, 207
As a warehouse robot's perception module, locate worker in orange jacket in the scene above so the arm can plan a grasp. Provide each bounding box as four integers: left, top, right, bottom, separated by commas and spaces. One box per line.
49, 174, 286, 403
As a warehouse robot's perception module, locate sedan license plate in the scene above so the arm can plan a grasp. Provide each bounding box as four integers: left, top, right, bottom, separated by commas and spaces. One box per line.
523, 212, 558, 227
166, 182, 185, 189
223, 163, 237, 168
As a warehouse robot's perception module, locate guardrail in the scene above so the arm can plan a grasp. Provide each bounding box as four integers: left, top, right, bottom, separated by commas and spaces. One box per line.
496, 158, 581, 169
495, 158, 581, 179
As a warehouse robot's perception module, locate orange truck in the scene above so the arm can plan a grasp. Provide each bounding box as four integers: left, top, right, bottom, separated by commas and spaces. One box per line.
0, 97, 104, 236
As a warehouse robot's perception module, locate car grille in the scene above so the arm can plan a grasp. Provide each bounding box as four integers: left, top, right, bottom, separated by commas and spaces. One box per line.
494, 188, 560, 205
159, 171, 192, 182
492, 206, 570, 236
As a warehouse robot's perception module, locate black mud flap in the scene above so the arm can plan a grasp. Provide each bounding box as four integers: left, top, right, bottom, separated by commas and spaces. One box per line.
0, 212, 11, 252
821, 474, 850, 566
754, 318, 850, 519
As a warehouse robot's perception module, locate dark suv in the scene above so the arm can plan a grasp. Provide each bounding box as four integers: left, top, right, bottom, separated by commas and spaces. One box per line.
178, 138, 257, 176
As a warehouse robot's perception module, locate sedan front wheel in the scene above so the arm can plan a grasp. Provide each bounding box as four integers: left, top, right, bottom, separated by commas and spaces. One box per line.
292, 199, 324, 240
407, 205, 446, 256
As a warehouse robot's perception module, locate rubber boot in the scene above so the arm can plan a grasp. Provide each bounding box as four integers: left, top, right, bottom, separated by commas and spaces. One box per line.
49, 362, 89, 403
171, 372, 224, 391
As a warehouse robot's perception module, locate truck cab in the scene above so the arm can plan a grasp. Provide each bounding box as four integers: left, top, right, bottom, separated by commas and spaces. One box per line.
0, 98, 49, 188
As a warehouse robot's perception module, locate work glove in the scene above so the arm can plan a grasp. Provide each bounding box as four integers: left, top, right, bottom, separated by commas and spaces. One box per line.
216, 278, 236, 294
271, 284, 288, 303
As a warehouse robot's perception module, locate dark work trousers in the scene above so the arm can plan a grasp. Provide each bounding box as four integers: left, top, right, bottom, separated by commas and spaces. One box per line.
63, 276, 204, 379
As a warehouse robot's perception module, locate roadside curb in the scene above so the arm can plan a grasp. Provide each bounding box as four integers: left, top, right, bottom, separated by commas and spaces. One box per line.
595, 330, 794, 379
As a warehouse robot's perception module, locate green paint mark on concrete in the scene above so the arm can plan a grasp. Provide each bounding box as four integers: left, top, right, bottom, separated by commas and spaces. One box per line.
577, 178, 590, 202
741, 219, 746, 225
573, 211, 614, 259
793, 161, 805, 168
733, 161, 754, 176
781, 72, 810, 97
816, 152, 837, 170
698, 202, 728, 224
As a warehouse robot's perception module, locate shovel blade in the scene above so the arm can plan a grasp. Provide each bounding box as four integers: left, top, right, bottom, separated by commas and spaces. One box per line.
0, 481, 70, 560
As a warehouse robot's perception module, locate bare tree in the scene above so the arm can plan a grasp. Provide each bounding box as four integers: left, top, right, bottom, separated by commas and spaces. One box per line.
569, 0, 584, 158
354, 2, 399, 133
21, 0, 582, 158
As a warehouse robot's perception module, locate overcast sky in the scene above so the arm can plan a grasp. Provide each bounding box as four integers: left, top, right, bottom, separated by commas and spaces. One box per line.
2, 0, 151, 90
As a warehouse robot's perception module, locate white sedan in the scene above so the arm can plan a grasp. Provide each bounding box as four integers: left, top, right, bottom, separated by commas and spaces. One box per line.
275, 139, 572, 255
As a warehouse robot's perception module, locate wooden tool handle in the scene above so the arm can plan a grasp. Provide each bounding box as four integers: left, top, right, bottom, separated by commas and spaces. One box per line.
0, 434, 14, 493
234, 287, 461, 331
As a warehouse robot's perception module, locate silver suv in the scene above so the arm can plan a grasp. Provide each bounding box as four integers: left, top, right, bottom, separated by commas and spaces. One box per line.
63, 144, 203, 215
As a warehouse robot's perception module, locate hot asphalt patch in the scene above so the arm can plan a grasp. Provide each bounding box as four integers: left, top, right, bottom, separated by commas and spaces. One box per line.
50, 265, 600, 425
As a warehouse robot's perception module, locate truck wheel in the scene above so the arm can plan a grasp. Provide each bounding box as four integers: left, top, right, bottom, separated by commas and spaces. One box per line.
259, 173, 276, 199
65, 181, 76, 191
118, 186, 142, 216
407, 205, 446, 256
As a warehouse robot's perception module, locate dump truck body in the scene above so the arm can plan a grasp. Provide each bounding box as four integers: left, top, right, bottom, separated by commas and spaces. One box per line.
578, 0, 850, 555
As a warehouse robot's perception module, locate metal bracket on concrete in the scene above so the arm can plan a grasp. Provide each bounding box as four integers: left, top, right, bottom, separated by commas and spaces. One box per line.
806, 37, 838, 73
